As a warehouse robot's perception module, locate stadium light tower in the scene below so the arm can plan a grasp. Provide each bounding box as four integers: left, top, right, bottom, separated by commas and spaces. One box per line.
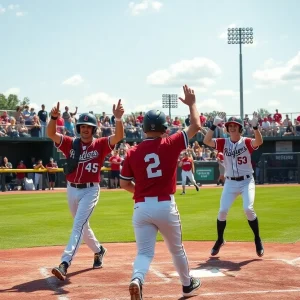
227, 27, 253, 119
162, 94, 178, 119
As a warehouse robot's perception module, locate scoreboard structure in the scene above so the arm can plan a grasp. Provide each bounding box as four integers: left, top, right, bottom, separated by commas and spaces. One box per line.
259, 152, 300, 184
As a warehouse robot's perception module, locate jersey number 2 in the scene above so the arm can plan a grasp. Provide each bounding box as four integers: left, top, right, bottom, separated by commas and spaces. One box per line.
145, 153, 162, 178
237, 156, 247, 165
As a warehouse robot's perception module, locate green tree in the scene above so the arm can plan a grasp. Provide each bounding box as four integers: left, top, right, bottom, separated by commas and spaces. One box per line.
256, 108, 270, 117
0, 94, 30, 110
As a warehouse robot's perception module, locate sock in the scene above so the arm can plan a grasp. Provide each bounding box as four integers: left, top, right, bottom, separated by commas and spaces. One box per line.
248, 217, 260, 239
217, 219, 226, 241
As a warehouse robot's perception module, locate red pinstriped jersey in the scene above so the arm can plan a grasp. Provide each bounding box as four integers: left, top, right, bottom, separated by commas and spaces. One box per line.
56, 135, 113, 183
120, 131, 189, 200
213, 137, 258, 177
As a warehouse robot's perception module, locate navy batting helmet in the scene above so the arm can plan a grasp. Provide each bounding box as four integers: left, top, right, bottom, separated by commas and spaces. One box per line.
143, 110, 168, 133
76, 113, 97, 134
225, 117, 244, 133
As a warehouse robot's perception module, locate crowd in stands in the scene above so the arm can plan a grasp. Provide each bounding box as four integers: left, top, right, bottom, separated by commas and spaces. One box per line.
1, 104, 300, 139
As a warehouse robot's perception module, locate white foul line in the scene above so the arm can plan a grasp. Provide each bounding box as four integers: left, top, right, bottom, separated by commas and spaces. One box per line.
149, 266, 171, 283
39, 267, 69, 300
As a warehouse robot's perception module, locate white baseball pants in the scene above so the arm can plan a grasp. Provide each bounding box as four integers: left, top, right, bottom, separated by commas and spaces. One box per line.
181, 170, 196, 186
131, 196, 191, 286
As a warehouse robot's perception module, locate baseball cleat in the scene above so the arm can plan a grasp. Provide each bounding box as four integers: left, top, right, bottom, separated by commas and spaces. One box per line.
194, 184, 200, 192
93, 245, 107, 269
52, 261, 68, 281
129, 278, 143, 300
211, 240, 225, 256
182, 277, 201, 297
255, 238, 264, 257
180, 192, 186, 195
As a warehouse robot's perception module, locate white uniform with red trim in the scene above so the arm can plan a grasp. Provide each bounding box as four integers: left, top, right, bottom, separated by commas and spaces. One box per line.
213, 137, 258, 221
55, 135, 113, 265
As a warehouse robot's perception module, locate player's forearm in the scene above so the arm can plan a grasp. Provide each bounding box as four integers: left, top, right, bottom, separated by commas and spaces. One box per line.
189, 103, 201, 130
253, 128, 263, 147
47, 119, 57, 138
111, 120, 124, 144
120, 180, 135, 193
203, 129, 214, 146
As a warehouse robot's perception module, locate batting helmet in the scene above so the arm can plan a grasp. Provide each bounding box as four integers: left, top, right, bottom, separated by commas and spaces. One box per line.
225, 117, 243, 133
76, 113, 98, 134
143, 110, 168, 133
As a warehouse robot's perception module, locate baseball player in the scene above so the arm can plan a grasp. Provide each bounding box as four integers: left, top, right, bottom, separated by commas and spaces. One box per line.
178, 151, 200, 195
203, 113, 264, 257
47, 100, 124, 281
120, 85, 201, 300
33, 159, 46, 190
46, 157, 58, 190
109, 149, 122, 188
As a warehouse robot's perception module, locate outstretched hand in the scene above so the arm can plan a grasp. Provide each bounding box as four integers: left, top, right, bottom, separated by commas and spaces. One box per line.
50, 102, 60, 118
113, 99, 124, 119
179, 85, 196, 107
213, 112, 226, 126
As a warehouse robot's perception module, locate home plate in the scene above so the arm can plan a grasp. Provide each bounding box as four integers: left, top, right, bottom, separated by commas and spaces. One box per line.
170, 268, 225, 278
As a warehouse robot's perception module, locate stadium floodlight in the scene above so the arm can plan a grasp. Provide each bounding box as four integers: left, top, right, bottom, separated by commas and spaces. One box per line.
162, 94, 178, 119
227, 27, 254, 119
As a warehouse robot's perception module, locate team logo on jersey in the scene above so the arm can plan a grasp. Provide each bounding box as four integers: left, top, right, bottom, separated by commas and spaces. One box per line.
84, 115, 89, 121
224, 146, 247, 158
79, 150, 99, 162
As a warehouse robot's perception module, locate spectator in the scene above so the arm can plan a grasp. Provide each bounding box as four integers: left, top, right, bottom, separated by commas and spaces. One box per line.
29, 115, 42, 137
185, 114, 190, 126
0, 125, 7, 137
17, 118, 30, 137
16, 160, 27, 190
270, 120, 280, 137
0, 111, 10, 125
202, 148, 211, 161
119, 140, 130, 151
283, 121, 294, 136
102, 119, 112, 137
56, 111, 65, 134
200, 113, 207, 126
136, 112, 144, 123
22, 105, 31, 125
273, 109, 282, 124
30, 107, 36, 120
267, 114, 273, 123
14, 106, 23, 124
38, 104, 48, 137
1, 157, 13, 191
282, 114, 290, 126
119, 148, 127, 160
28, 157, 36, 186
6, 117, 19, 138
99, 112, 107, 123
33, 159, 46, 190
295, 119, 300, 136
195, 151, 205, 161
46, 158, 58, 190
297, 114, 300, 124
261, 117, 270, 136
64, 117, 75, 137
192, 141, 201, 153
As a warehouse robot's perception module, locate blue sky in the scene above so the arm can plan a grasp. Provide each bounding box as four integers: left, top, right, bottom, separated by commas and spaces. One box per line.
1, 0, 300, 118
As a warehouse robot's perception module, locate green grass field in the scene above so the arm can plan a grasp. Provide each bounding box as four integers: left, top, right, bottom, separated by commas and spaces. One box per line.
0, 186, 299, 249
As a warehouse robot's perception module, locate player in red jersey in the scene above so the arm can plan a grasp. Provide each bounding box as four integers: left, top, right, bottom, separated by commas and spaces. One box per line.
109, 149, 122, 188
178, 151, 200, 195
47, 100, 124, 281
120, 85, 202, 300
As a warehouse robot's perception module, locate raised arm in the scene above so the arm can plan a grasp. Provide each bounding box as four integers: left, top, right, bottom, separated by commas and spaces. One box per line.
179, 85, 201, 140
250, 113, 263, 147
203, 115, 224, 147
47, 102, 62, 144
109, 99, 125, 146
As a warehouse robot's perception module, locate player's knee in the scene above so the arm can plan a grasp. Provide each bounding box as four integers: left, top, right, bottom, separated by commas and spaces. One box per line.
244, 207, 256, 220
218, 210, 228, 221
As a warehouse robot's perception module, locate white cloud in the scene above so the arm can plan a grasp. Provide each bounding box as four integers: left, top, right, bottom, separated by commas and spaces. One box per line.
0, 7, 5, 14
52, 99, 73, 111
129, 0, 162, 16
4, 87, 20, 97
253, 52, 300, 86
268, 100, 280, 107
212, 89, 239, 97
133, 100, 161, 112
294, 86, 300, 91
8, 4, 20, 10
147, 57, 221, 87
197, 98, 224, 112
219, 23, 237, 39
62, 74, 84, 86
16, 11, 26, 17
